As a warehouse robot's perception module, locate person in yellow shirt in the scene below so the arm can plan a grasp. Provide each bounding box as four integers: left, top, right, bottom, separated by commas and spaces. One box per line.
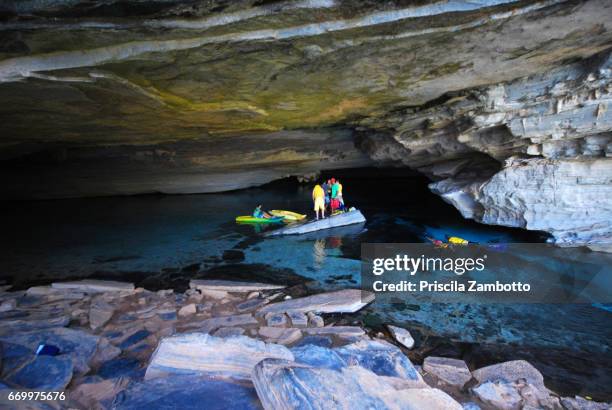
312, 183, 326, 220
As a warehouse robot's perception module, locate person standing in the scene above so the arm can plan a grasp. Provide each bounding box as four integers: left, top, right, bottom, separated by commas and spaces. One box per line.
312, 183, 326, 220
336, 179, 344, 210
330, 178, 339, 212
322, 179, 331, 211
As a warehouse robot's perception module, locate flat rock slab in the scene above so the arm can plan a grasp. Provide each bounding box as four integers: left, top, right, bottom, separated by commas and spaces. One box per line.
114, 375, 262, 410
0, 314, 70, 335
145, 334, 293, 381
6, 355, 73, 390
189, 280, 284, 293
265, 209, 366, 236
253, 359, 462, 410
258, 289, 374, 315
472, 360, 545, 390
52, 280, 134, 293
423, 357, 472, 388
0, 327, 100, 375
302, 326, 365, 338
183, 313, 258, 333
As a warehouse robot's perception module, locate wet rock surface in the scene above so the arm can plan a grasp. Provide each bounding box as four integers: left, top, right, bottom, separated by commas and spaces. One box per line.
0, 279, 609, 409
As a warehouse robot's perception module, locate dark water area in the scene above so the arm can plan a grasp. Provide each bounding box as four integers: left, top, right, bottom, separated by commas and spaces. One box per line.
1, 168, 610, 399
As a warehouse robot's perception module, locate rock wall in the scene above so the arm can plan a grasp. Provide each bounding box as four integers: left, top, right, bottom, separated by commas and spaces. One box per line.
361, 49, 612, 246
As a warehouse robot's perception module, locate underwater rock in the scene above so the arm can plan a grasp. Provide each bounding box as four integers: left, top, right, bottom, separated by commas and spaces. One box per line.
423, 357, 472, 388
222, 250, 245, 262
145, 334, 293, 381
258, 289, 374, 315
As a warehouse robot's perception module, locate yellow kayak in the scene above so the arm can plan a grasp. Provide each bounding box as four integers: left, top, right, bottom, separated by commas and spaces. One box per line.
269, 210, 307, 221
447, 236, 469, 245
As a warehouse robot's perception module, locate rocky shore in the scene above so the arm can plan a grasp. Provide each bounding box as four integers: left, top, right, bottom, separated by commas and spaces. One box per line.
0, 279, 609, 410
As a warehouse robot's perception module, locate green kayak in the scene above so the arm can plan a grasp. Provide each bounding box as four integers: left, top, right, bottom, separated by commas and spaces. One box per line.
235, 216, 284, 224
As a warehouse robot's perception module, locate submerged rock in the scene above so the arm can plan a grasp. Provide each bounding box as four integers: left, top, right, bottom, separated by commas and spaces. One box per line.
145, 334, 293, 381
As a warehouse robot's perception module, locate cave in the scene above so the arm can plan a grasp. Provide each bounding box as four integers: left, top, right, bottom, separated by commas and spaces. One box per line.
0, 1, 611, 408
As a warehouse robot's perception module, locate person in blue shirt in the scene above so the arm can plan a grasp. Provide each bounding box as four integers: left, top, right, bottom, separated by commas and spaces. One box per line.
252, 205, 271, 218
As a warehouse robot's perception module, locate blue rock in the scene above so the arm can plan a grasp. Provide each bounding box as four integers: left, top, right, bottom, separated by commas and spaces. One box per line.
98, 357, 143, 379
6, 355, 73, 390
291, 345, 345, 371
118, 330, 150, 349
293, 335, 333, 348
0, 327, 99, 374
334, 339, 420, 380
113, 375, 262, 410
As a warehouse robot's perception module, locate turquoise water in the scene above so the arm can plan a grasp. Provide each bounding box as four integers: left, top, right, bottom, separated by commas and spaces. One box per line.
1, 169, 610, 399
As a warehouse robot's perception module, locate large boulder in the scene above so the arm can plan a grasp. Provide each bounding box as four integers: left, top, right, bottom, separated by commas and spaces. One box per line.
252, 359, 462, 410
472, 360, 545, 390
145, 334, 293, 381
